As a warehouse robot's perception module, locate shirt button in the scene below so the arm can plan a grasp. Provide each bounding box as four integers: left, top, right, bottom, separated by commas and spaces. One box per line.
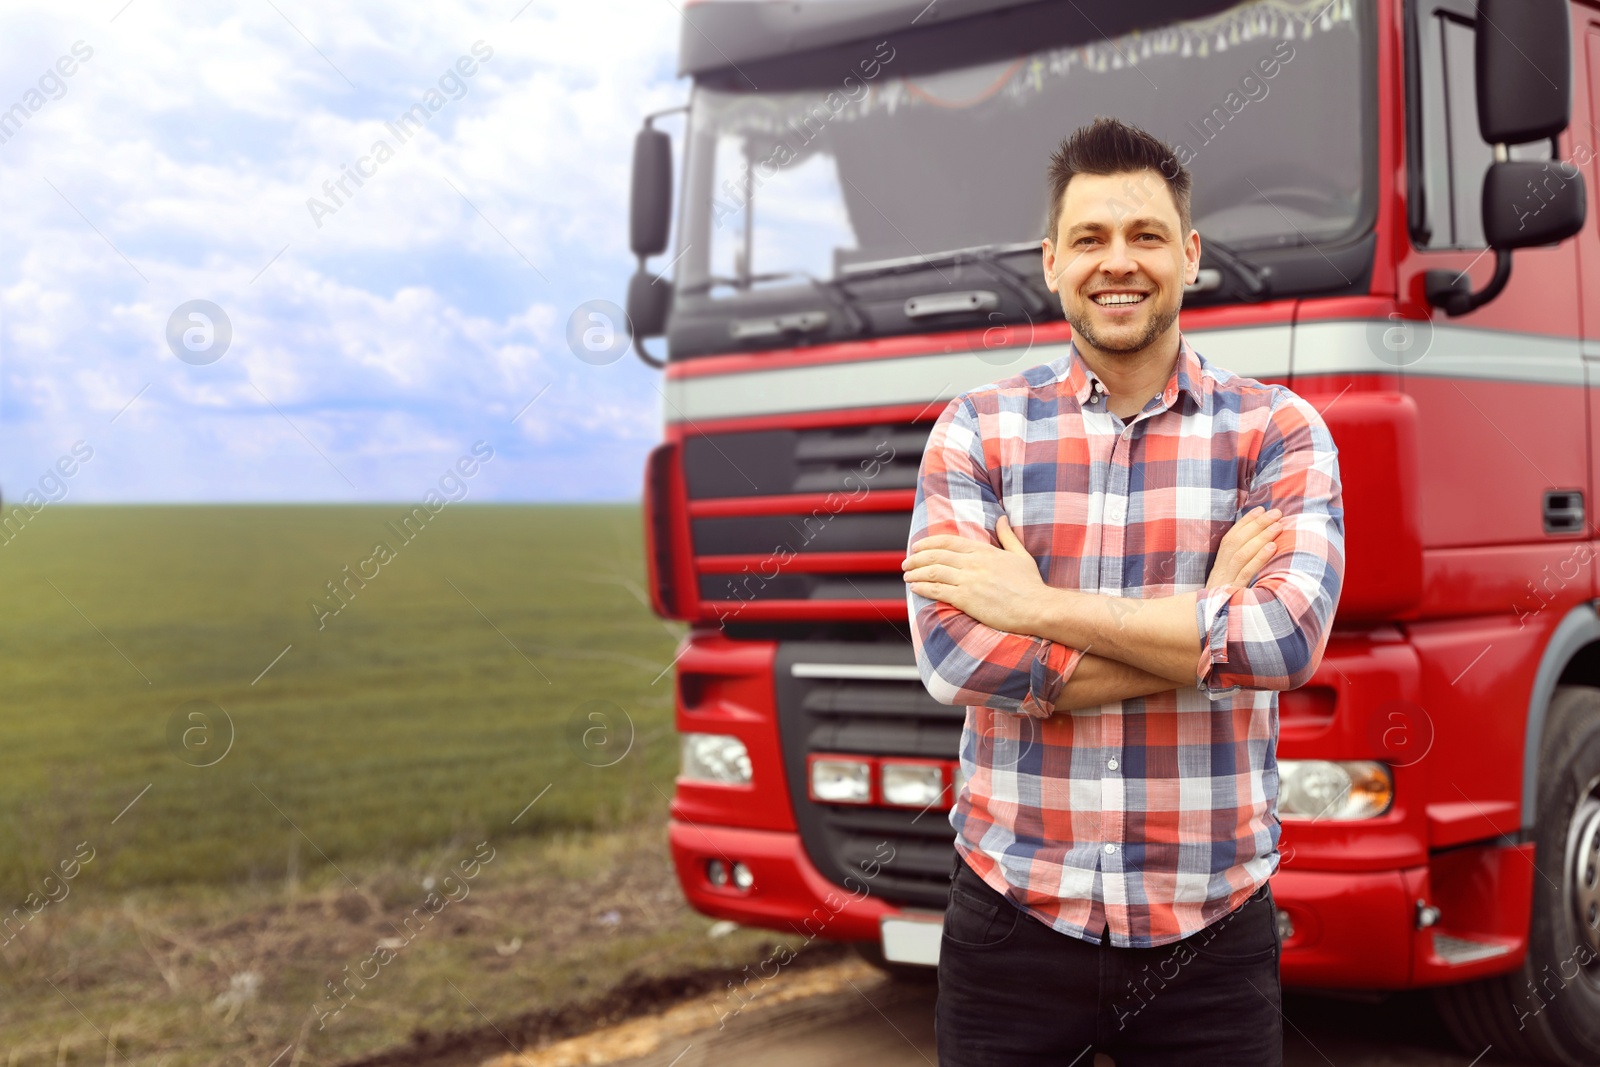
1107, 757, 1119, 771
1104, 843, 1117, 855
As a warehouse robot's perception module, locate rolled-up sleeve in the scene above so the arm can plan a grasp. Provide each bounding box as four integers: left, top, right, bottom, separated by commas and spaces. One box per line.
1194, 392, 1345, 697
908, 395, 1083, 717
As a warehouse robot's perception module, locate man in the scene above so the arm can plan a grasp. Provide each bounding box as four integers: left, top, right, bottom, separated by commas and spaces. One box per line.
903, 116, 1344, 1066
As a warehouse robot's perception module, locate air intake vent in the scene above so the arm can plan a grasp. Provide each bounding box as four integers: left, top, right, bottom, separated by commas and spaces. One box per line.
693, 512, 911, 557
683, 423, 931, 499
644, 443, 686, 618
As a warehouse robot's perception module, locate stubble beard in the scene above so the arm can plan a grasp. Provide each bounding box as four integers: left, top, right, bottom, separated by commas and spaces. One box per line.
1067, 292, 1182, 357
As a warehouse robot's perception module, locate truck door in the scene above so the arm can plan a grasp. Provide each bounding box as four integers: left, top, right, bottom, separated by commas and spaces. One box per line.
1581, 14, 1600, 597
1401, 0, 1587, 552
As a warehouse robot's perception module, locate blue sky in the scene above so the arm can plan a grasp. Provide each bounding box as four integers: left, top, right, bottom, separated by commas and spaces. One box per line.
0, 0, 685, 502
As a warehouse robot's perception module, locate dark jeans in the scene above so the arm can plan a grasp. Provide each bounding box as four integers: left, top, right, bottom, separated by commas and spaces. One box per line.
936, 852, 1283, 1067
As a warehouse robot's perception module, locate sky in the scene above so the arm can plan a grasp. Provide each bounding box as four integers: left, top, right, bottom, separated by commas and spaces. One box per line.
0, 0, 685, 502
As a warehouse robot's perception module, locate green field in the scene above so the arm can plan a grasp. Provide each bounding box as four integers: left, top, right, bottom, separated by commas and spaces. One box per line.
0, 503, 682, 899
0, 505, 823, 1065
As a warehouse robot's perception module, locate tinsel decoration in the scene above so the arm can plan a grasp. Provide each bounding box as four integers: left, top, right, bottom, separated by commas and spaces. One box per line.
707, 0, 1356, 133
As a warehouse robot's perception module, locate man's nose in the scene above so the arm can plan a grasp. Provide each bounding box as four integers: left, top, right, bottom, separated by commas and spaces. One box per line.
1099, 237, 1138, 275
1094, 235, 1145, 275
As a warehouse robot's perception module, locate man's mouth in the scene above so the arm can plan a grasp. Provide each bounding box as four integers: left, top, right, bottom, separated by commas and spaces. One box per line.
1090, 291, 1150, 307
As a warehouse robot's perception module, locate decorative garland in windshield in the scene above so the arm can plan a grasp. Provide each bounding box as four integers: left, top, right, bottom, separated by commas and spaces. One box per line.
707, 0, 1356, 132
888, 0, 1357, 113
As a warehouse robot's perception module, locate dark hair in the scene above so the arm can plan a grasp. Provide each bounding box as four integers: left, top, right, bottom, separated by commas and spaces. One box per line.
1044, 117, 1192, 244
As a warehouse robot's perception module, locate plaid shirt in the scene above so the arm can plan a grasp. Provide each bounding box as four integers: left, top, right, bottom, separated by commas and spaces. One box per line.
908, 334, 1344, 948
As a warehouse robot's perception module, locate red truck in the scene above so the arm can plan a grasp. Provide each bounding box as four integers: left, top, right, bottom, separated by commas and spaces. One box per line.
627, 0, 1600, 1060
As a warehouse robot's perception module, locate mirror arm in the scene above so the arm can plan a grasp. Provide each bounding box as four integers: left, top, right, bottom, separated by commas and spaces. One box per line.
644, 105, 688, 131
1424, 248, 1513, 317
632, 336, 666, 369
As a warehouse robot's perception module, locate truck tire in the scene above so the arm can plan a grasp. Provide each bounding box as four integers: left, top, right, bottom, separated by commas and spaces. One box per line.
1433, 683, 1600, 1065
852, 940, 939, 984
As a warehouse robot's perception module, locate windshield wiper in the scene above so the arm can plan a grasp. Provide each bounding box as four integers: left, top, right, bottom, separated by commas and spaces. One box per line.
689, 269, 871, 340
963, 247, 1052, 315
837, 241, 1051, 315
839, 235, 1273, 309
1198, 235, 1272, 300
778, 271, 869, 336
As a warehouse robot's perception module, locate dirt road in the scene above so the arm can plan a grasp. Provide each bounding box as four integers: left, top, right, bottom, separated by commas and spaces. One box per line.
475, 954, 1534, 1067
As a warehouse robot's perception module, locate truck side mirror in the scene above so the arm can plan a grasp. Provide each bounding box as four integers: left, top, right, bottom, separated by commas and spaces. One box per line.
1475, 0, 1569, 146
1482, 159, 1586, 249
627, 267, 672, 341
1425, 0, 1585, 316
626, 113, 682, 367
630, 127, 673, 259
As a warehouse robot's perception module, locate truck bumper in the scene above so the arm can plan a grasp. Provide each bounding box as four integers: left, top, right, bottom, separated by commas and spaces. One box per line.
669, 819, 901, 943
669, 820, 1528, 989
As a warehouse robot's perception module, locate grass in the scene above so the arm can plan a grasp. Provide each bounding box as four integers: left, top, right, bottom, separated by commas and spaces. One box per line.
0, 504, 818, 1065
0, 821, 807, 1066
0, 504, 681, 897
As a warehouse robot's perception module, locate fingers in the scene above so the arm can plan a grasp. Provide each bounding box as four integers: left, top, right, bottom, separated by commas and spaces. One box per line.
1215, 507, 1280, 562
902, 562, 958, 585
1230, 531, 1281, 576
1231, 506, 1276, 531
909, 534, 982, 554
996, 514, 1029, 555
1226, 507, 1259, 535
905, 533, 1002, 570
1228, 524, 1280, 572
1230, 505, 1282, 535
1208, 513, 1284, 590
1232, 539, 1279, 586
902, 548, 952, 571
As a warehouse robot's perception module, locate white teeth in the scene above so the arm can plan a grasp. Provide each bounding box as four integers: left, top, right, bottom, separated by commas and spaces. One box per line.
1093, 293, 1147, 306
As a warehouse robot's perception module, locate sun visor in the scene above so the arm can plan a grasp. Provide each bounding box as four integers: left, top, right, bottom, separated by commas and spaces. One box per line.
677, 0, 1044, 78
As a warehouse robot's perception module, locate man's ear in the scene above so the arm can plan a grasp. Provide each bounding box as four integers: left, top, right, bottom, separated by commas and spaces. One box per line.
1040, 238, 1058, 293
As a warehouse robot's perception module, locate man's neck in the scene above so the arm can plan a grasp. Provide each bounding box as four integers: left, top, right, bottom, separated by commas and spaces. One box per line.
1077, 331, 1182, 418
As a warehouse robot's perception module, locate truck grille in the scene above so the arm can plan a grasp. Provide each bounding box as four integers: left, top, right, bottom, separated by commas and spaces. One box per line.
682, 421, 933, 618
684, 424, 930, 499
773, 640, 961, 909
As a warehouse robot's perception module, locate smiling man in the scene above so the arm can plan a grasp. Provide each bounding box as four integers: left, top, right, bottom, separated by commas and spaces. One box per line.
904, 117, 1345, 1066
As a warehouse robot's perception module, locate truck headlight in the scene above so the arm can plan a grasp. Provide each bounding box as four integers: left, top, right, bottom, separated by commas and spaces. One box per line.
680, 733, 752, 785
1279, 760, 1393, 820
881, 761, 946, 808
810, 757, 871, 804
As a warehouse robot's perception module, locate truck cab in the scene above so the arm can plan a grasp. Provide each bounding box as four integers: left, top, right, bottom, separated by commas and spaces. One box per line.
630, 1, 1600, 1060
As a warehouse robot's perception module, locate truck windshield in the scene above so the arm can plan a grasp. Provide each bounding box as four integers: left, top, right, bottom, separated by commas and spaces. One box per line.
676, 0, 1369, 298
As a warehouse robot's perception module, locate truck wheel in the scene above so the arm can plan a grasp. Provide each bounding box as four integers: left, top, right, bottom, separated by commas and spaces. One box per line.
852, 940, 939, 984
1433, 683, 1600, 1065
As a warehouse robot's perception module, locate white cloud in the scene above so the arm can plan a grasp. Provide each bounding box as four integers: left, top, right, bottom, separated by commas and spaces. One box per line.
0, 0, 682, 501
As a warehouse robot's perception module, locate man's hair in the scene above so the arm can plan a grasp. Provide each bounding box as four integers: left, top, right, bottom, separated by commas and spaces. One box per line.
1045, 117, 1192, 244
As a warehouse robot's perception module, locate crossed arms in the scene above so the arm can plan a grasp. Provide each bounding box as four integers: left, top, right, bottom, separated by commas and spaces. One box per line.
903, 392, 1345, 717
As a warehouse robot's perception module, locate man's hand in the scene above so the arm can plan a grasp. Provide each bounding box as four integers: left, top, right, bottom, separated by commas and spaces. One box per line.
1207, 506, 1283, 590
902, 514, 1048, 634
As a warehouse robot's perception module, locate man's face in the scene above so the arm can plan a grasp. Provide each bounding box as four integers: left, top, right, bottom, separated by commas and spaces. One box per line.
1041, 169, 1200, 358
